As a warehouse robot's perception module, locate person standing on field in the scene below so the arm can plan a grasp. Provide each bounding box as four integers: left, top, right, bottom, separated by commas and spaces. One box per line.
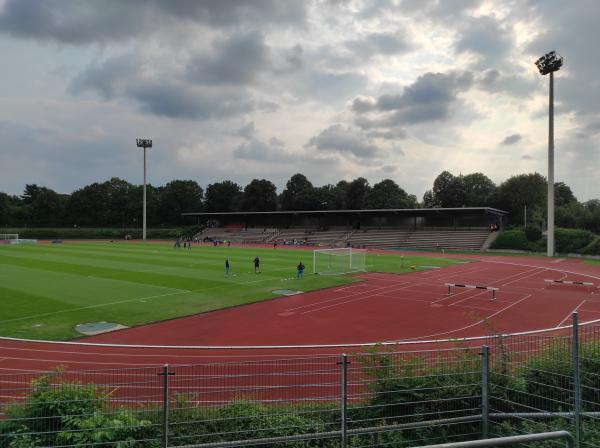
254, 256, 260, 273
296, 262, 305, 279
225, 259, 230, 276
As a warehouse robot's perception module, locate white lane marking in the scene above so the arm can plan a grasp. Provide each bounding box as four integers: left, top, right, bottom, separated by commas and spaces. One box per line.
556, 300, 587, 327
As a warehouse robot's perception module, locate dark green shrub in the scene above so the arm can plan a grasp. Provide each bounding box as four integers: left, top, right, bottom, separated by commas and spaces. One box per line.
491, 230, 529, 250
1, 371, 157, 448
581, 236, 600, 255
554, 227, 594, 253
524, 225, 542, 242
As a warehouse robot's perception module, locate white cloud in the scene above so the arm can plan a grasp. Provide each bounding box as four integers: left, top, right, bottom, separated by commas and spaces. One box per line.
0, 0, 598, 202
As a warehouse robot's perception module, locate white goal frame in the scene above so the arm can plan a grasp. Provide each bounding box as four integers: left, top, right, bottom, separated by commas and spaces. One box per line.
1, 234, 19, 243
312, 247, 367, 275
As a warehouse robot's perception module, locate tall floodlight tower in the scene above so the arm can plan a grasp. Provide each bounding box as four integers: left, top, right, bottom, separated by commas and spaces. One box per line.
136, 138, 153, 241
535, 51, 563, 257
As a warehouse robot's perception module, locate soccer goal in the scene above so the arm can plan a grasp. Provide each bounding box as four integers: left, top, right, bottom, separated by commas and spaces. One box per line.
1, 234, 19, 244
313, 248, 367, 275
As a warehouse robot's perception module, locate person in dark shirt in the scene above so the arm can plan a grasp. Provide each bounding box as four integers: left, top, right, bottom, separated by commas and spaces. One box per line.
225, 259, 230, 277
254, 256, 260, 273
296, 262, 305, 279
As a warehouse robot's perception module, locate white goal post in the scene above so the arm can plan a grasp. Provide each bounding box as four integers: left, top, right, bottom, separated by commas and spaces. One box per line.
1, 234, 37, 245
312, 248, 367, 275
1, 234, 19, 243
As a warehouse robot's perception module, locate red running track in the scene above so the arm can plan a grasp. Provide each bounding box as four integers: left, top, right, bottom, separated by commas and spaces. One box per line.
1, 253, 600, 409
0, 253, 599, 372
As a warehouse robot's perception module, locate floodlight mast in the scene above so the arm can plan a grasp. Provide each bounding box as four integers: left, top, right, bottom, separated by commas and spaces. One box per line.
136, 139, 153, 241
535, 51, 563, 257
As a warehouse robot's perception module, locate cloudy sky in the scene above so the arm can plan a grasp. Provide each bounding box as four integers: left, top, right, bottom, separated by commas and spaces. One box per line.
0, 0, 598, 201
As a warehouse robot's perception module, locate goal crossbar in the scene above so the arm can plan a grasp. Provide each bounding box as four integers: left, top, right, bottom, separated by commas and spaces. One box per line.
313, 248, 367, 275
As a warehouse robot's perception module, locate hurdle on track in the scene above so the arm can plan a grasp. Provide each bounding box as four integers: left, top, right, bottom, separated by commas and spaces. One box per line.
544, 279, 596, 291
445, 283, 499, 300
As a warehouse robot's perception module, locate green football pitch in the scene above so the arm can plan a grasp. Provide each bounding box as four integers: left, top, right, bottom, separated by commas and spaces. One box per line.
0, 242, 461, 341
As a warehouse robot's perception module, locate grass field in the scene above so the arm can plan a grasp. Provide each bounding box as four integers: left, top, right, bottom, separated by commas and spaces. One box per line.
0, 242, 461, 341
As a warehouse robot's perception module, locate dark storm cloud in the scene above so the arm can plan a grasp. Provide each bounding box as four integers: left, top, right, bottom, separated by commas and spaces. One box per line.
128, 82, 255, 120
477, 69, 536, 98
69, 53, 141, 99
306, 124, 381, 159
501, 134, 522, 146
0, 0, 141, 44
353, 71, 474, 127
187, 31, 270, 85
0, 0, 307, 44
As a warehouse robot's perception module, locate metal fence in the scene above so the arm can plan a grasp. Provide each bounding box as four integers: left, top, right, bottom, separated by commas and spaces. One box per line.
0, 315, 598, 447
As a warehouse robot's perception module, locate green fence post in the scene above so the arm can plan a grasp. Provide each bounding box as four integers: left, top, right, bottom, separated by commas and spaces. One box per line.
572, 313, 582, 448
481, 345, 489, 439
160, 364, 175, 448
339, 354, 349, 448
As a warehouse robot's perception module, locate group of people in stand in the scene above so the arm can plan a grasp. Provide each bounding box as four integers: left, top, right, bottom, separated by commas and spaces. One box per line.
224, 256, 305, 279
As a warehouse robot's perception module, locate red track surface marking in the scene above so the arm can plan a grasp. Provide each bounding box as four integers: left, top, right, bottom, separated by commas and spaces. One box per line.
1, 253, 600, 376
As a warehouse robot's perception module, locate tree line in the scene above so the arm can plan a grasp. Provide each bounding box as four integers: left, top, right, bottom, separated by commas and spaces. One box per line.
0, 172, 598, 233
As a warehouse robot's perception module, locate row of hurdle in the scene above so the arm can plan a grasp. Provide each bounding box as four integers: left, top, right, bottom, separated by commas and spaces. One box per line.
445, 279, 598, 301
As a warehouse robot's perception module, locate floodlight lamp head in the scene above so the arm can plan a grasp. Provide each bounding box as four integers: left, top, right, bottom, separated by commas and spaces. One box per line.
535, 51, 563, 75
136, 138, 152, 148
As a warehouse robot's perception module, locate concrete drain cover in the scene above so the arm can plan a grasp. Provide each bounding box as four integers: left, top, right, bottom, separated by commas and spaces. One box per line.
75, 321, 128, 336
272, 289, 303, 296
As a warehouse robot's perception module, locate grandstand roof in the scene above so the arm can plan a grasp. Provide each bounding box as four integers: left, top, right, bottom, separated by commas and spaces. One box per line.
183, 207, 507, 217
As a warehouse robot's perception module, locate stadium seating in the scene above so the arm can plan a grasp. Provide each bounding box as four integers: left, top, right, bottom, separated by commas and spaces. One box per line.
199, 227, 492, 250
347, 228, 490, 251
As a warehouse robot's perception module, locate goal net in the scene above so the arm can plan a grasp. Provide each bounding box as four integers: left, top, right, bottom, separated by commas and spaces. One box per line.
1, 234, 37, 245
313, 248, 367, 275
1, 234, 18, 244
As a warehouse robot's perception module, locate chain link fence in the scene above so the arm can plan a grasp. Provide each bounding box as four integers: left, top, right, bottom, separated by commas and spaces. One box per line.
0, 316, 597, 447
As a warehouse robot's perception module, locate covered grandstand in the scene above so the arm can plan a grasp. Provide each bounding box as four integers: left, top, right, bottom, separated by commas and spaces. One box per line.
183, 207, 507, 251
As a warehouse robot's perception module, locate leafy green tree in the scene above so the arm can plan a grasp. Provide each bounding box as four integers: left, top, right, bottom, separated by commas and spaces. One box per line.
554, 181, 577, 206
365, 179, 413, 209
346, 177, 371, 209
280, 173, 318, 211
583, 200, 600, 234
422, 190, 439, 208
432, 171, 466, 207
332, 180, 349, 209
494, 173, 546, 226
313, 184, 337, 210
105, 177, 135, 227
65, 182, 110, 227
556, 201, 589, 229
462, 172, 496, 206
0, 192, 11, 226
22, 184, 65, 227
158, 180, 204, 225
205, 181, 243, 213
241, 179, 278, 212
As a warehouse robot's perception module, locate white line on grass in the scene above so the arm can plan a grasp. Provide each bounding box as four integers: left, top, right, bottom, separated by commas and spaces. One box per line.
0, 274, 283, 324
0, 291, 188, 324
